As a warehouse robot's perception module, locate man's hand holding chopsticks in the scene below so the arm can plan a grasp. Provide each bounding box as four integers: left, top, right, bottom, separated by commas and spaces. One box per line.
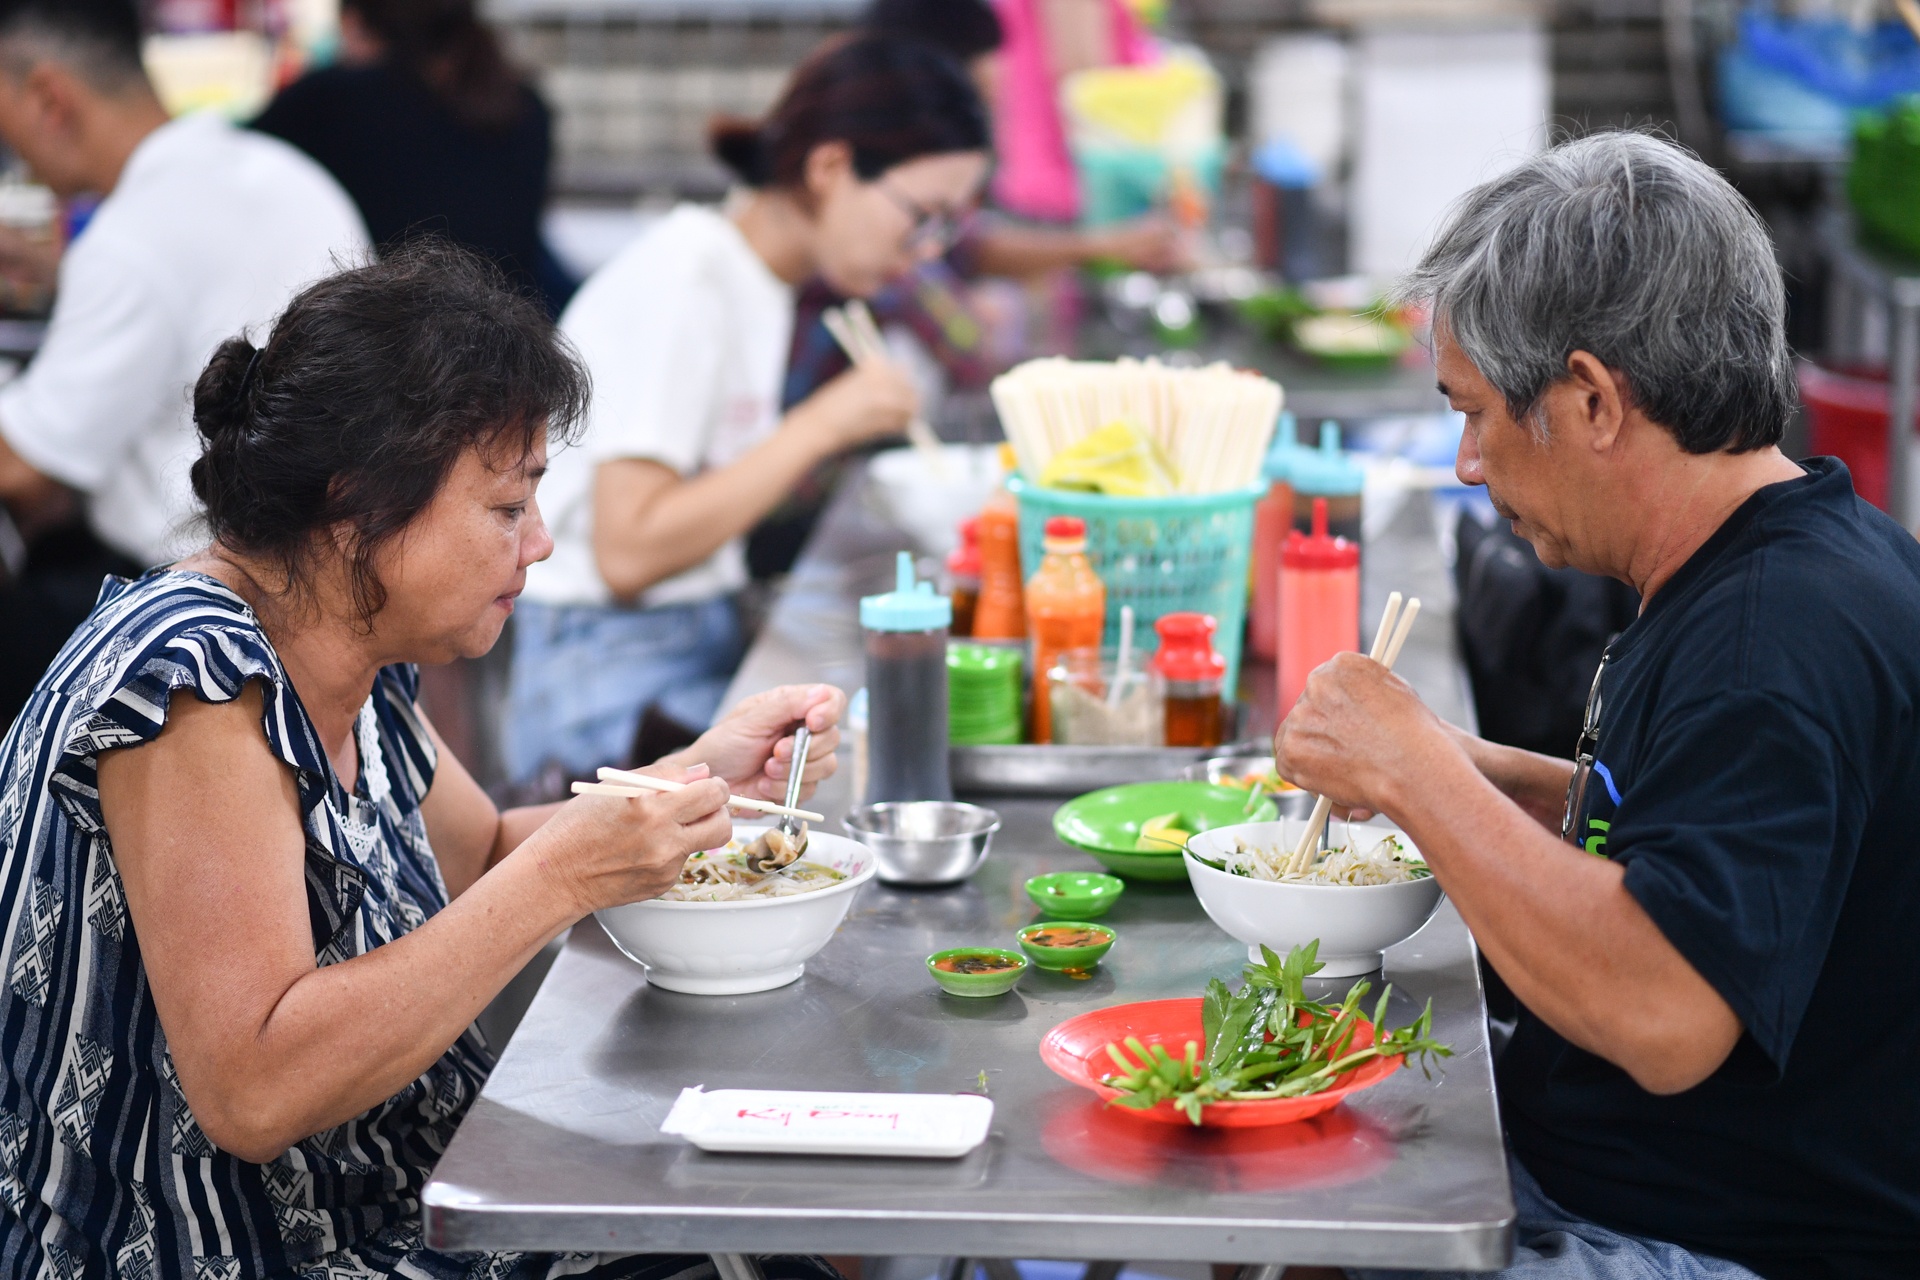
1273, 651, 1464, 827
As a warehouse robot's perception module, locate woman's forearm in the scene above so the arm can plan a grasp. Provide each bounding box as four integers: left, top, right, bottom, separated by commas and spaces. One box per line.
190, 840, 580, 1162
490, 801, 564, 868
973, 225, 1096, 278
592, 412, 829, 601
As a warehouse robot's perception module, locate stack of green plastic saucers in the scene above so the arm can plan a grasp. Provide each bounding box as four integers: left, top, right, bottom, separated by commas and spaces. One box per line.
948, 642, 1022, 745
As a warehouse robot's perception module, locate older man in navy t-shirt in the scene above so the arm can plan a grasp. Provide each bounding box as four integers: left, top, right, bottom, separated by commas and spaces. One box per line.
1276, 132, 1920, 1280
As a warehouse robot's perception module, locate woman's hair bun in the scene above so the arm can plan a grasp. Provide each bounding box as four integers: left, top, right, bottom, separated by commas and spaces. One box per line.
184, 238, 590, 625
192, 336, 259, 453
709, 118, 769, 186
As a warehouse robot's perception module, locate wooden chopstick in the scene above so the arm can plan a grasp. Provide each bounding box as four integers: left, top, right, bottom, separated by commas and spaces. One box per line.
576, 768, 825, 824
1897, 0, 1920, 45
1285, 593, 1416, 875
827, 303, 946, 470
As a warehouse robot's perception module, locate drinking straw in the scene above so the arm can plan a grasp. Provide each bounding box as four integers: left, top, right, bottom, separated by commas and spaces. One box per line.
1107, 604, 1136, 711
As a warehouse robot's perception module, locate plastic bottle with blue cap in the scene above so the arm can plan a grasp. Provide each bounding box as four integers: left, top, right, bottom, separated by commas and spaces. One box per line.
1249, 137, 1325, 280
861, 551, 953, 803
1288, 420, 1364, 545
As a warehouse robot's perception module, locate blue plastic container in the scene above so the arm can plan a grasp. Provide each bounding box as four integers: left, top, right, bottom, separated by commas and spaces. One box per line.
1008, 476, 1261, 692
1073, 140, 1227, 228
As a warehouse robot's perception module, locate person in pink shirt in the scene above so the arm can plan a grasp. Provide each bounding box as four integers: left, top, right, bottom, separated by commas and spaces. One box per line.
990, 0, 1154, 222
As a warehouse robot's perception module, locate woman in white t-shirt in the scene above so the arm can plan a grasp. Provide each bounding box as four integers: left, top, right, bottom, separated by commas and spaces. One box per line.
508, 34, 990, 784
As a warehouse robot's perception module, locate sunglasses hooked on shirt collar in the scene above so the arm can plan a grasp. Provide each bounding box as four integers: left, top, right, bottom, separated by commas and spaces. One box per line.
1561, 646, 1611, 845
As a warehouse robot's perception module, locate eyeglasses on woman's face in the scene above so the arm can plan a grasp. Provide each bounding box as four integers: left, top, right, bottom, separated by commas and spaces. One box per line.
877, 182, 964, 256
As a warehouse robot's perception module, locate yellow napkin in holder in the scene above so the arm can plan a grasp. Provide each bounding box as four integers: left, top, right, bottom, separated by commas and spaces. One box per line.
1038, 421, 1181, 496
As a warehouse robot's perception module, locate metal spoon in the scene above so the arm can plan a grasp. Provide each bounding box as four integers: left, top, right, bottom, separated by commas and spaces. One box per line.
743, 725, 811, 876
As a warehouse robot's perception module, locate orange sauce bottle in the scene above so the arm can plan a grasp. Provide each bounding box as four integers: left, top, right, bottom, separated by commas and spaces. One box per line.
1026, 516, 1105, 744
971, 491, 1026, 641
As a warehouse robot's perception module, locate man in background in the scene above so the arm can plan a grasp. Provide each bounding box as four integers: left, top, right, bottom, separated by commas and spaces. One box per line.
0, 0, 366, 726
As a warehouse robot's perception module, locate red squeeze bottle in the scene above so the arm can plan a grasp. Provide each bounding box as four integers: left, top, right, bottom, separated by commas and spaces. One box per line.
1249, 472, 1295, 661
1151, 612, 1228, 748
1278, 496, 1360, 718
1026, 516, 1106, 744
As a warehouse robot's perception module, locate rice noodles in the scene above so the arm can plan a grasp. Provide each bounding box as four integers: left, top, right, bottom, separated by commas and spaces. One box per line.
1221, 824, 1430, 886
661, 841, 848, 903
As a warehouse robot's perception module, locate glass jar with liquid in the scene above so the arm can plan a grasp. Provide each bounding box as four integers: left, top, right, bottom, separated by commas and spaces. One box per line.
1150, 612, 1227, 749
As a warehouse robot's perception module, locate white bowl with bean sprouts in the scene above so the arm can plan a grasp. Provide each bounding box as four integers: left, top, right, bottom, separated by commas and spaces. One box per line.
1183, 819, 1445, 977
595, 828, 876, 995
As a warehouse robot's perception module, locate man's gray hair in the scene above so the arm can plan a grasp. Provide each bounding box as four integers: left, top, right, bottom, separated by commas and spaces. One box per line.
1395, 131, 1794, 454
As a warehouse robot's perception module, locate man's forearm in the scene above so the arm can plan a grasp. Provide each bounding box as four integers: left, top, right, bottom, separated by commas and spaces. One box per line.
1386, 746, 1742, 1093
1446, 724, 1575, 832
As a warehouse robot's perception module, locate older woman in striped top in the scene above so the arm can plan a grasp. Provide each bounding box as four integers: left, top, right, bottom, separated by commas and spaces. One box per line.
0, 241, 845, 1280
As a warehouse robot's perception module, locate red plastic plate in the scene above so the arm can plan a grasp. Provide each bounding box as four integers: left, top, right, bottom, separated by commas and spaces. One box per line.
1039, 997, 1403, 1127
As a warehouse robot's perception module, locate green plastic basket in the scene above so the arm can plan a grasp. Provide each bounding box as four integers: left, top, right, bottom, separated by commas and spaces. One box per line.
1009, 476, 1261, 692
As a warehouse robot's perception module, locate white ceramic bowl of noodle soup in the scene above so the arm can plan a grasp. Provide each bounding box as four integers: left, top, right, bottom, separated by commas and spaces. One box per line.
594, 828, 877, 995
866, 444, 1005, 557
1184, 819, 1445, 977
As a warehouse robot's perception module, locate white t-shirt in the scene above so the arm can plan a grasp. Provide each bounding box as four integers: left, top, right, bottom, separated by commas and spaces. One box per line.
0, 112, 367, 566
527, 204, 795, 608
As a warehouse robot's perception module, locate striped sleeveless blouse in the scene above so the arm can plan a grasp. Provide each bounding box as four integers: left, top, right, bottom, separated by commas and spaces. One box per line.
0, 572, 717, 1280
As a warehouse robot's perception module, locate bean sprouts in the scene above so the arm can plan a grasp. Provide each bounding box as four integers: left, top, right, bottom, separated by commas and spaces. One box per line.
1220, 827, 1430, 885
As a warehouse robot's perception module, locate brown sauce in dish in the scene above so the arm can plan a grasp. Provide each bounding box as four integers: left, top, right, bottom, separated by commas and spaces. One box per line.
935, 953, 1021, 974
1024, 928, 1108, 948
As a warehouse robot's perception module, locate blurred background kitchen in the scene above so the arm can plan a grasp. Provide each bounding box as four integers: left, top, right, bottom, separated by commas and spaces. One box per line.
6, 0, 1919, 798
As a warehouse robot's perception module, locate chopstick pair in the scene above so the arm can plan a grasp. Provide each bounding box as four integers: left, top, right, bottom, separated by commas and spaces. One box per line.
1283, 592, 1422, 876
821, 300, 946, 470
571, 766, 825, 824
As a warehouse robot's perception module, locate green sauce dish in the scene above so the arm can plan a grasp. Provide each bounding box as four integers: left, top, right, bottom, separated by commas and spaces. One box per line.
926, 947, 1028, 997
1017, 922, 1117, 972
1025, 871, 1126, 919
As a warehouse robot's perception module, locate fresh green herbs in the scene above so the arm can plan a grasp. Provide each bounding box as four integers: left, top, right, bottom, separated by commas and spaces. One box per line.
1099, 942, 1452, 1125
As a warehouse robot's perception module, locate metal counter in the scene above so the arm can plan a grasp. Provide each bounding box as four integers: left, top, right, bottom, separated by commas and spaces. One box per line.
423, 466, 1511, 1271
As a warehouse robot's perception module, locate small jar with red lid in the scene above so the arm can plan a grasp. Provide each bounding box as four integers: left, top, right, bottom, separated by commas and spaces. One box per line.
1150, 611, 1228, 748
944, 517, 982, 637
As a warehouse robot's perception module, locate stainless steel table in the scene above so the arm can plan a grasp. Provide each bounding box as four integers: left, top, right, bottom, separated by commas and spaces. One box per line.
424, 465, 1513, 1272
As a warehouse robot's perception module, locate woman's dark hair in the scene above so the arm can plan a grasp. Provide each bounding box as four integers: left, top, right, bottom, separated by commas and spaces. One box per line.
190, 239, 589, 625
865, 0, 1003, 63
0, 0, 145, 91
344, 0, 526, 132
710, 33, 989, 191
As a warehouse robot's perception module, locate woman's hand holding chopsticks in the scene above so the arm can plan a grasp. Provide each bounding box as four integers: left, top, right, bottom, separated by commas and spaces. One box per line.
545, 768, 734, 913
790, 356, 921, 452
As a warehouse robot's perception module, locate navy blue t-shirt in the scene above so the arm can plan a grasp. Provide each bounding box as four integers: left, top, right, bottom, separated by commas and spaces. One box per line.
1501, 458, 1920, 1278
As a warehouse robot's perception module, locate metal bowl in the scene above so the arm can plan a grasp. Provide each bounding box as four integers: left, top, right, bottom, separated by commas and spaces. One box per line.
1179, 755, 1317, 819
844, 801, 1002, 886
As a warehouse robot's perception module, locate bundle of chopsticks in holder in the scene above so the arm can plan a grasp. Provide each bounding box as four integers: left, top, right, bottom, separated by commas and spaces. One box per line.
990, 356, 1285, 494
